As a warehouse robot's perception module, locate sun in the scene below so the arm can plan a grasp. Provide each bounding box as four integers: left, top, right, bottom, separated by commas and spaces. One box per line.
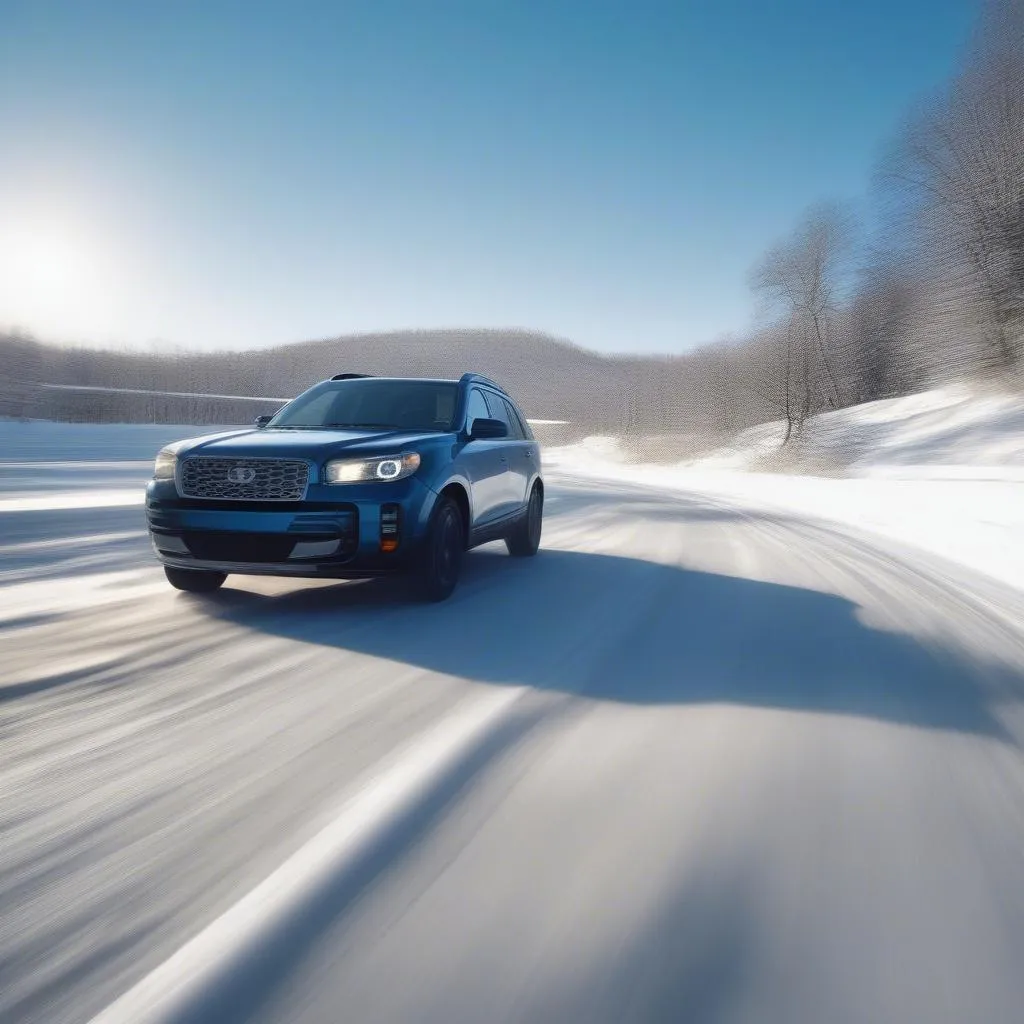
0, 201, 115, 332
11, 218, 92, 292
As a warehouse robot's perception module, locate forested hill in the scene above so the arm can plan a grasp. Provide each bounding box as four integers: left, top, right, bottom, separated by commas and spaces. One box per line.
0, 328, 695, 434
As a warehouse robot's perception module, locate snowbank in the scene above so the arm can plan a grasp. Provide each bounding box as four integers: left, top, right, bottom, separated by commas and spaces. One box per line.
547, 387, 1024, 593
612, 385, 1024, 476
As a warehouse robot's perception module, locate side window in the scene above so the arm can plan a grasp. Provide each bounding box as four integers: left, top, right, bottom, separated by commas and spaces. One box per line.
502, 398, 530, 441
483, 391, 520, 438
465, 388, 490, 431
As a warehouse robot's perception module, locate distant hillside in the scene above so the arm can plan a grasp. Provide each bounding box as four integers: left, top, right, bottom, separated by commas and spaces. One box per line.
0, 329, 705, 435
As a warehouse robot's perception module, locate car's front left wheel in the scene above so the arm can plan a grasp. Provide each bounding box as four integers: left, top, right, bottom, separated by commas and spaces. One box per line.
164, 566, 227, 592
416, 495, 464, 602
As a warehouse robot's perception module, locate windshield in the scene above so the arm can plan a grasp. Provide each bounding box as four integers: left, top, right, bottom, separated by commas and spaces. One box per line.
268, 379, 458, 432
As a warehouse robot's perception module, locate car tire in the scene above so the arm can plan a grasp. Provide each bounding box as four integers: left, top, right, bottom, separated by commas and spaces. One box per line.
164, 566, 228, 592
416, 496, 464, 602
505, 484, 543, 557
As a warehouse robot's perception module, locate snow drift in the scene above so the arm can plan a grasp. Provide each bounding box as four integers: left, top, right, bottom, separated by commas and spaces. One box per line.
547, 386, 1024, 593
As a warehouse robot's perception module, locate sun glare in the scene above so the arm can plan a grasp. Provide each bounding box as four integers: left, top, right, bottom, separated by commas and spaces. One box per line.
0, 203, 115, 333
18, 223, 88, 291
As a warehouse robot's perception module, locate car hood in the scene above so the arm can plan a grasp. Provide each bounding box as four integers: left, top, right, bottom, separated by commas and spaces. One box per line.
172, 427, 446, 460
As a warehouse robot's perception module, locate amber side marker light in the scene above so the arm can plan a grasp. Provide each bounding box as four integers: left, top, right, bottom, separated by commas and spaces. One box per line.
380, 504, 400, 552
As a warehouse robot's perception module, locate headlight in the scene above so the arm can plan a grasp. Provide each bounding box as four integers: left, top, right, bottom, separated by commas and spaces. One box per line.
324, 452, 421, 484
153, 449, 177, 480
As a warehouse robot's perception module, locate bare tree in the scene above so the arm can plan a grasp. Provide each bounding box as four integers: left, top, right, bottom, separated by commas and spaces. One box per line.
890, 0, 1024, 371
728, 324, 794, 442
845, 262, 922, 401
748, 203, 854, 439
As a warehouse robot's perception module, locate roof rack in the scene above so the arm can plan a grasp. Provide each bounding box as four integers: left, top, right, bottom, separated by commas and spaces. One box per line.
330, 373, 373, 380
458, 372, 506, 394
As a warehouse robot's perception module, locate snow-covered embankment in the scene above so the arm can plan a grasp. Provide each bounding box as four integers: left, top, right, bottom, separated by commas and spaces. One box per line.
547, 386, 1024, 593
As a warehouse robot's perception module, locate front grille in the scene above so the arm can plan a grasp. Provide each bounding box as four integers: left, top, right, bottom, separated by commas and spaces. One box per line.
180, 457, 309, 501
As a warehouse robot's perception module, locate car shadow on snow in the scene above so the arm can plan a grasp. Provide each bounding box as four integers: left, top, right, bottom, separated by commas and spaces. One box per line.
195, 544, 1010, 740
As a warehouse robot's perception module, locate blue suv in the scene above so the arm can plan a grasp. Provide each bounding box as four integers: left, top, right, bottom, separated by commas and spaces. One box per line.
146, 373, 544, 601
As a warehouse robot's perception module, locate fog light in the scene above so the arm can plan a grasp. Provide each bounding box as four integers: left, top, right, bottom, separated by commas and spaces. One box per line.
380, 504, 400, 553
290, 539, 341, 559
153, 534, 189, 554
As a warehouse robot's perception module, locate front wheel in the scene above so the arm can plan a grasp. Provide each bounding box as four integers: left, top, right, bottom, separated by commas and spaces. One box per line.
164, 566, 227, 593
416, 496, 464, 602
505, 485, 543, 557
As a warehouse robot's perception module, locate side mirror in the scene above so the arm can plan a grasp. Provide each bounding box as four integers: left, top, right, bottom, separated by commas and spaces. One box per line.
470, 417, 508, 440
255, 414, 273, 428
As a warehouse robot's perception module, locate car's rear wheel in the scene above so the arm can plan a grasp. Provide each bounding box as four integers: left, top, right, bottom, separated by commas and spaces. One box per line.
416, 496, 464, 601
164, 566, 227, 592
506, 484, 543, 557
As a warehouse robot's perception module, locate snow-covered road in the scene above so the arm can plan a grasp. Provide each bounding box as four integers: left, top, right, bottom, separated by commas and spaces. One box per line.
3, 425, 1024, 1023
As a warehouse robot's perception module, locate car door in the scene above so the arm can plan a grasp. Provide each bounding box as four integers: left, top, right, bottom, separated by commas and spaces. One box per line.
482, 390, 528, 517
460, 387, 507, 525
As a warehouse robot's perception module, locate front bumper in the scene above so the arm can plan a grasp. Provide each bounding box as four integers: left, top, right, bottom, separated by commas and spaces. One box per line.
145, 476, 437, 578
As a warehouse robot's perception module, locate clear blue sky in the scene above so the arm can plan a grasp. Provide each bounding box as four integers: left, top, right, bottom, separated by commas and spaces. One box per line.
0, 0, 976, 354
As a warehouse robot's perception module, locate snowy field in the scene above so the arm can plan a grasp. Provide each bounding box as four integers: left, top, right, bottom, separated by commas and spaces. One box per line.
549, 386, 1024, 594
2, 398, 1024, 1024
